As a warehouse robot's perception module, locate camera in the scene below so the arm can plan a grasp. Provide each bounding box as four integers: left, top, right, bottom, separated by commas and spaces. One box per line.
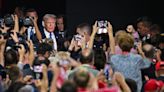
3, 14, 14, 28
12, 44, 21, 51
0, 31, 14, 39
0, 68, 7, 80
97, 20, 108, 34
23, 17, 34, 27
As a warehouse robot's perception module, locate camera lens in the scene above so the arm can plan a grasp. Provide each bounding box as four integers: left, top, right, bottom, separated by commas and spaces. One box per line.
4, 14, 14, 27
23, 17, 33, 27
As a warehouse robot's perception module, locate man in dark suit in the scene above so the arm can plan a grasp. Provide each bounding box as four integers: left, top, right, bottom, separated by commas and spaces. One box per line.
55, 15, 70, 51
40, 14, 57, 50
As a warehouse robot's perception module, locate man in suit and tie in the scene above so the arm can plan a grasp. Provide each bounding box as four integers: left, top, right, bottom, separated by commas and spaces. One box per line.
41, 14, 57, 50
55, 15, 71, 51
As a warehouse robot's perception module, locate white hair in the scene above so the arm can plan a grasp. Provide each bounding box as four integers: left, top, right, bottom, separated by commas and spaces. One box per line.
43, 14, 56, 21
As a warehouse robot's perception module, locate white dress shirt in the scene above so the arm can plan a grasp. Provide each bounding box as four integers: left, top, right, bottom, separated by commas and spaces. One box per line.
27, 26, 35, 40
44, 29, 57, 50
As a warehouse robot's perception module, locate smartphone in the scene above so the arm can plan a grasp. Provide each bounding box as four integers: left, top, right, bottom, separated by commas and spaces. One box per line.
33, 65, 43, 79
74, 34, 82, 46
97, 20, 108, 34
59, 60, 69, 66
74, 34, 82, 41
104, 64, 111, 80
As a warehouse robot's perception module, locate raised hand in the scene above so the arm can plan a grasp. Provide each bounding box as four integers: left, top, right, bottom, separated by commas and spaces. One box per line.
35, 64, 48, 92
18, 44, 26, 62
92, 21, 99, 34
12, 14, 19, 32
0, 24, 10, 33
31, 16, 38, 24
68, 37, 76, 51
26, 40, 34, 66
0, 35, 7, 66
107, 22, 113, 34
88, 21, 99, 49
107, 21, 115, 54
137, 41, 146, 58
10, 32, 19, 43
0, 35, 5, 45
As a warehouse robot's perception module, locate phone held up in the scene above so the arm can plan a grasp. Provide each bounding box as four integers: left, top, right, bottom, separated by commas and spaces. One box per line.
97, 20, 108, 34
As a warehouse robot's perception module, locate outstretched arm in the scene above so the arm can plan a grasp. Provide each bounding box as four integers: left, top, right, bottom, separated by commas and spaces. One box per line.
107, 22, 115, 54
88, 21, 98, 49
0, 36, 6, 66
31, 17, 42, 41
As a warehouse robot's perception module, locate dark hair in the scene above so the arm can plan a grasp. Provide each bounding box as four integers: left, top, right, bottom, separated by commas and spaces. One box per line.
8, 65, 21, 83
77, 23, 92, 35
25, 8, 36, 13
24, 8, 37, 16
7, 82, 26, 92
4, 49, 19, 66
57, 14, 65, 24
136, 16, 152, 28
56, 14, 67, 30
73, 70, 90, 88
57, 15, 64, 19
14, 6, 25, 16
79, 48, 94, 64
60, 81, 77, 92
37, 43, 52, 55
125, 78, 137, 92
33, 56, 50, 67
150, 24, 161, 33
94, 49, 106, 70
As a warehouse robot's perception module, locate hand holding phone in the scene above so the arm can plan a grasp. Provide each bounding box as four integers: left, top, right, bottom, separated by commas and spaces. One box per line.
33, 65, 43, 79
74, 34, 82, 46
104, 64, 111, 80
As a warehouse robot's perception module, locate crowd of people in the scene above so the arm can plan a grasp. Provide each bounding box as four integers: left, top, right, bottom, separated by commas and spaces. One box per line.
0, 6, 164, 92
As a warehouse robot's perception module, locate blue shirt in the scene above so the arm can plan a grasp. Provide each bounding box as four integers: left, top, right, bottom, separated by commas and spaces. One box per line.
110, 53, 150, 92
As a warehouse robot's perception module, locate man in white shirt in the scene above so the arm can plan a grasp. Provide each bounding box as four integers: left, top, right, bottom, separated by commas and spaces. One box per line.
20, 8, 42, 43
41, 14, 57, 50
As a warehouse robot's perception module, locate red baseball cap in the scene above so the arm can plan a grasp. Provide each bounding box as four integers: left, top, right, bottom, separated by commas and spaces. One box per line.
155, 61, 164, 71
144, 79, 164, 91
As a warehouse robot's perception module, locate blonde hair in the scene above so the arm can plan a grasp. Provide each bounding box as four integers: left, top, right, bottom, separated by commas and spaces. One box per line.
118, 33, 134, 52
115, 30, 127, 44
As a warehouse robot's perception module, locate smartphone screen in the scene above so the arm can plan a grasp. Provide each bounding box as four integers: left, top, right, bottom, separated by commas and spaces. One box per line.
33, 65, 43, 79
59, 60, 69, 66
74, 34, 82, 46
104, 64, 111, 80
97, 21, 108, 34
34, 65, 42, 73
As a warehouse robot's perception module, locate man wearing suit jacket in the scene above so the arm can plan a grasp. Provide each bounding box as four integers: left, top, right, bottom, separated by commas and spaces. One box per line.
41, 14, 57, 50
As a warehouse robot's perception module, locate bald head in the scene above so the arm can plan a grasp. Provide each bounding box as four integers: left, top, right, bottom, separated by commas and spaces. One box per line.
142, 44, 156, 58
79, 48, 94, 64
143, 44, 153, 51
